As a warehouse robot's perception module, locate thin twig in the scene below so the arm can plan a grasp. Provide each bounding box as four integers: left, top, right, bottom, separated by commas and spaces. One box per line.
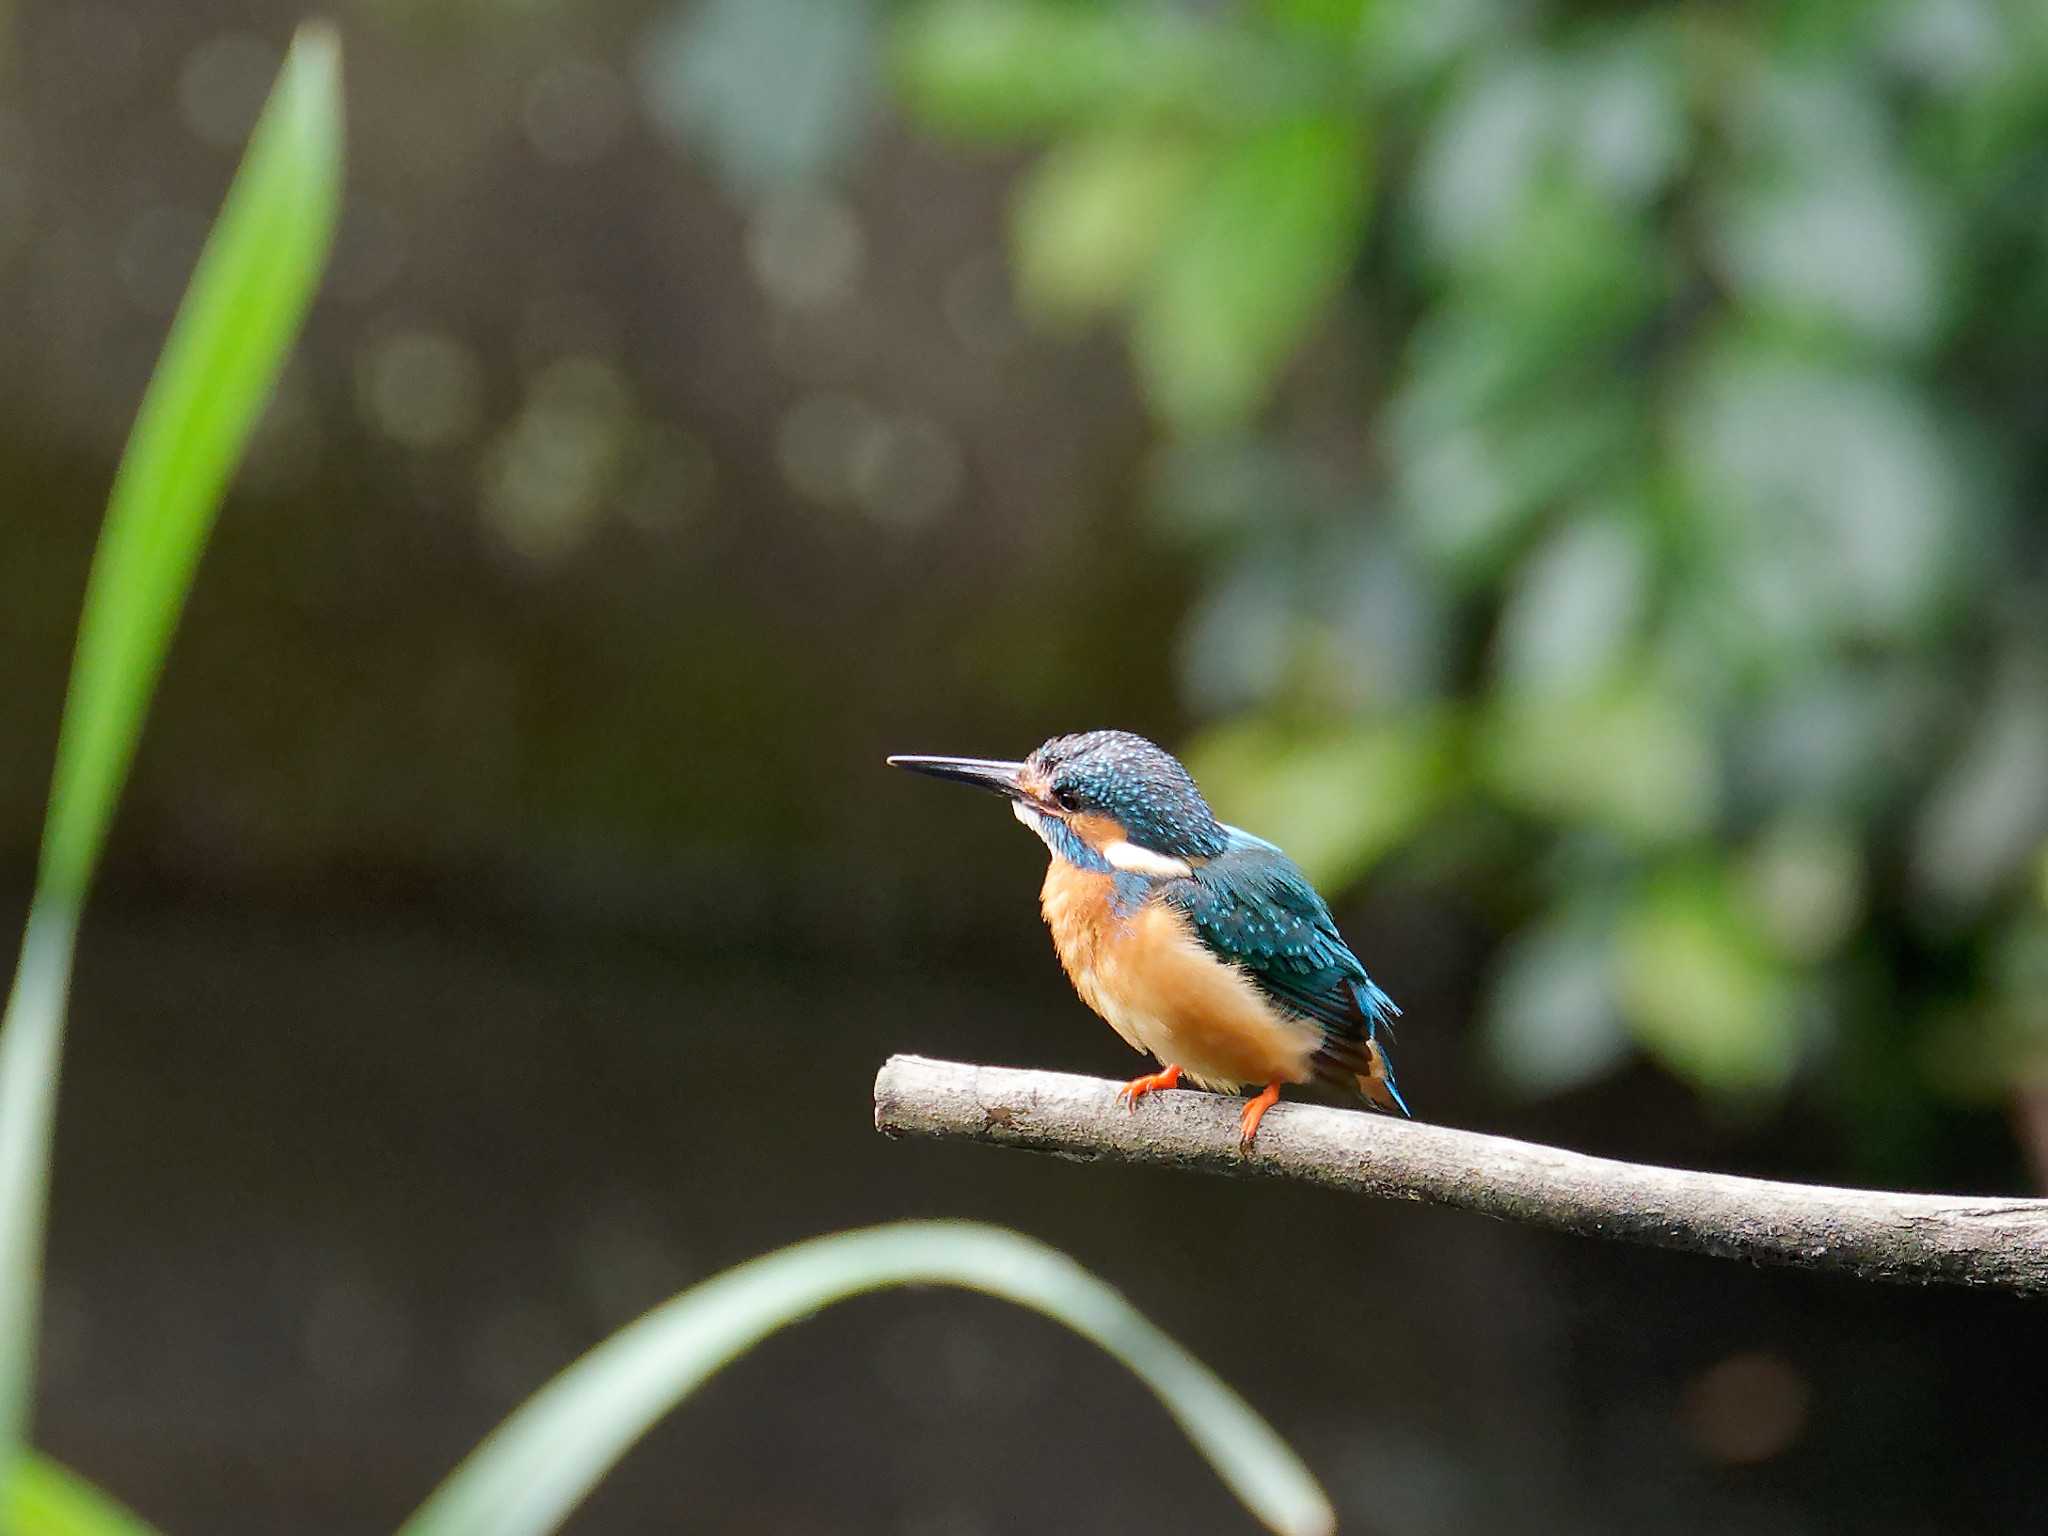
873, 1055, 2048, 1295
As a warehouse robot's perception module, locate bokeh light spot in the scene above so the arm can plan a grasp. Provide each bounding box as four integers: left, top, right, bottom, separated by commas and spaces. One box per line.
747, 190, 864, 311
776, 390, 883, 505
849, 411, 962, 527
1681, 1351, 1812, 1466
777, 393, 961, 526
356, 329, 486, 451
480, 356, 637, 565
1745, 819, 1865, 962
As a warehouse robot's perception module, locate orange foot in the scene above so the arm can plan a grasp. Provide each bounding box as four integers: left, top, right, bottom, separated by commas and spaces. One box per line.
1116, 1063, 1183, 1113
1237, 1082, 1284, 1154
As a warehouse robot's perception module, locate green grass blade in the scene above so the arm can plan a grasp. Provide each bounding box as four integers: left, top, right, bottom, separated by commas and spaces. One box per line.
0, 20, 343, 1483
35, 23, 343, 907
9, 1456, 168, 1536
399, 1221, 1335, 1536
0, 913, 77, 1482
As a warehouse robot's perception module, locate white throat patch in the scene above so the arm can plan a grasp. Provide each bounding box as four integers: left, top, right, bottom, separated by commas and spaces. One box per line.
1012, 799, 1192, 878
1100, 840, 1193, 879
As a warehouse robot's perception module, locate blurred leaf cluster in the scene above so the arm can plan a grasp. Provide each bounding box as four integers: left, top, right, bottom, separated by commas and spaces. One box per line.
877, 0, 2048, 1117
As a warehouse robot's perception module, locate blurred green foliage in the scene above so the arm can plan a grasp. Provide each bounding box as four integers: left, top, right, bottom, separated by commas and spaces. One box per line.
754, 0, 2048, 1118
889, 0, 2048, 1114
8, 1456, 164, 1536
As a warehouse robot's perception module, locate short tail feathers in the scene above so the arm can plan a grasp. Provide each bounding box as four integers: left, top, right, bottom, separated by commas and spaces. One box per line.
1356, 1043, 1412, 1118
1350, 978, 1410, 1118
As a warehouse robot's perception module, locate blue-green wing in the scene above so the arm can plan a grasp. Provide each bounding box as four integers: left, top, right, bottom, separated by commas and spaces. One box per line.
1160, 839, 1407, 1111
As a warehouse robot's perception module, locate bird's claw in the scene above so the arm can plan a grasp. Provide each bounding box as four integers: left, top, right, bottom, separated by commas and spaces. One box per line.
1236, 1083, 1284, 1156
1117, 1064, 1183, 1113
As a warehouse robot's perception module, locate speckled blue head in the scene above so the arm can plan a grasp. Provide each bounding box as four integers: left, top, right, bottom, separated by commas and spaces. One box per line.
888, 730, 1226, 875
1022, 730, 1227, 860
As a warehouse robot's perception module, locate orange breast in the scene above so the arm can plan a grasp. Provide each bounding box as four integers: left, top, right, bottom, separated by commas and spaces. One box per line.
1038, 861, 1319, 1093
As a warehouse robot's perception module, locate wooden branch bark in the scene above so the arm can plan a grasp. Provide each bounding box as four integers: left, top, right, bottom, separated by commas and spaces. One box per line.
873, 1055, 2048, 1295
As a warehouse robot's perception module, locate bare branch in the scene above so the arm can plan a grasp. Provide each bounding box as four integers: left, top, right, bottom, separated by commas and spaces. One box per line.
873, 1056, 2048, 1295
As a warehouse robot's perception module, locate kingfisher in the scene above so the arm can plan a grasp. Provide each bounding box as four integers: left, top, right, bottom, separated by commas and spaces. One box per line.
888, 729, 1409, 1151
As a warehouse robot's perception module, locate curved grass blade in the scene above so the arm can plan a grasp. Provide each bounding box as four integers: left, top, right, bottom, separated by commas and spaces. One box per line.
9, 1456, 167, 1536
0, 21, 343, 1482
399, 1221, 1335, 1536
36, 23, 343, 906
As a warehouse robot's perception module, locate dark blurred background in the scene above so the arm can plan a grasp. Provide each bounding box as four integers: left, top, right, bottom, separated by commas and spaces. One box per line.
6, 0, 2048, 1531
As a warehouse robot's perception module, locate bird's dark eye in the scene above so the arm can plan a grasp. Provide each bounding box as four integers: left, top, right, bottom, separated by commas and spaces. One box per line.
1051, 784, 1081, 812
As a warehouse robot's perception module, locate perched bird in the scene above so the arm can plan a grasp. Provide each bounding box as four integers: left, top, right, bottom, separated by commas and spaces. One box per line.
888, 729, 1408, 1150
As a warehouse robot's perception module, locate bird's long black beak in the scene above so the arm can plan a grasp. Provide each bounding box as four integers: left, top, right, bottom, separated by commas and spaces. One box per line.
886, 754, 1029, 800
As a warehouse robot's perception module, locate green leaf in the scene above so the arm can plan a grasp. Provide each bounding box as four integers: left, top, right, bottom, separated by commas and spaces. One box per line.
892, 1, 1318, 144
1714, 69, 1945, 349
892, 0, 1152, 139
1920, 919, 2048, 1097
1188, 717, 1449, 889
1676, 348, 1960, 656
1484, 915, 1631, 1095
1615, 867, 1799, 1094
0, 22, 342, 1485
398, 1222, 1334, 1536
1741, 816, 1864, 962
1491, 511, 1650, 695
1262, 0, 1371, 40
1133, 115, 1371, 432
1011, 127, 1201, 324
9, 1456, 166, 1536
1481, 675, 1718, 844
1910, 646, 2048, 911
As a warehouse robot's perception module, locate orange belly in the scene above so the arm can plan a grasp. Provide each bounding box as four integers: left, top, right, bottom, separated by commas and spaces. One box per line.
1038, 861, 1319, 1093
